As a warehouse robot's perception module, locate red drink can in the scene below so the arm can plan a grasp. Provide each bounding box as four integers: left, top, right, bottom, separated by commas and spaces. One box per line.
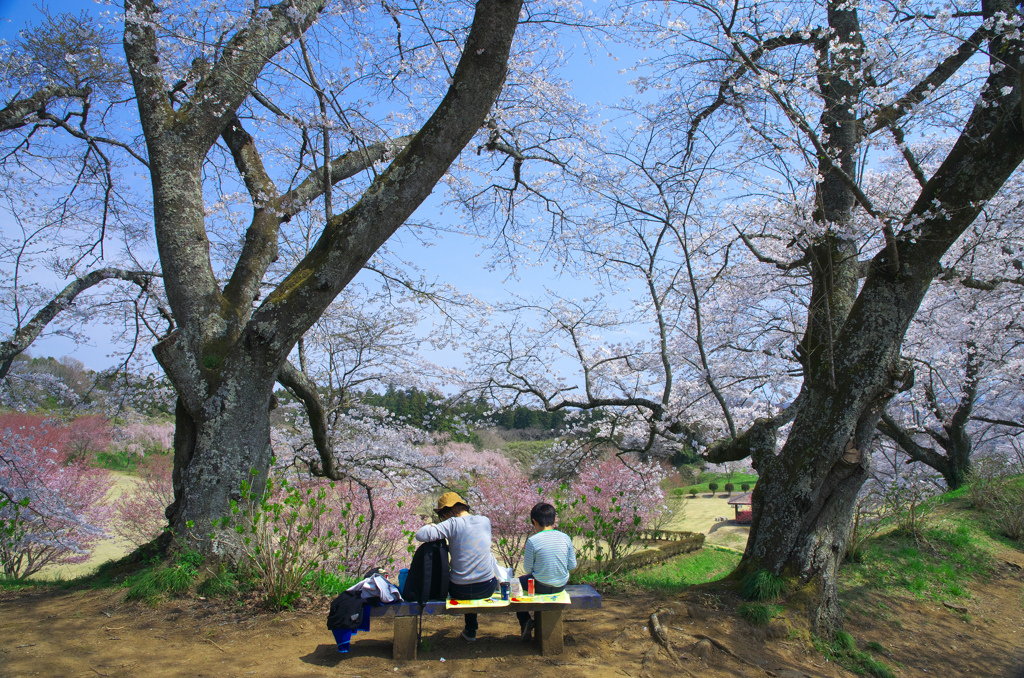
527, 577, 535, 596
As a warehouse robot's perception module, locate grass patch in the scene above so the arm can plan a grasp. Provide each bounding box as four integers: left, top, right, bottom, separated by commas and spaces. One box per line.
741, 569, 785, 601
737, 602, 783, 626
197, 567, 238, 598
94, 449, 139, 472
842, 521, 993, 603
309, 571, 360, 597
625, 546, 742, 593
123, 550, 203, 604
813, 633, 895, 678
0, 575, 54, 590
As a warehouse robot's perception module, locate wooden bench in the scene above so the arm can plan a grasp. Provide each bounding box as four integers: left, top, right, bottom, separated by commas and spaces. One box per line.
366, 584, 602, 659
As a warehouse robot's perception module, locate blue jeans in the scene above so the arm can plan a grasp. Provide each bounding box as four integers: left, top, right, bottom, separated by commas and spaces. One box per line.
449, 577, 497, 633
516, 575, 565, 629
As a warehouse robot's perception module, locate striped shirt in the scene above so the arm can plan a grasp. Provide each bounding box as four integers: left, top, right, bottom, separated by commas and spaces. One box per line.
523, 528, 576, 587
414, 514, 494, 585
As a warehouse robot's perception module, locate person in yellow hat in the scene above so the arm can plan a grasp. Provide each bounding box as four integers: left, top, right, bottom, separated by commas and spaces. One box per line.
414, 491, 495, 642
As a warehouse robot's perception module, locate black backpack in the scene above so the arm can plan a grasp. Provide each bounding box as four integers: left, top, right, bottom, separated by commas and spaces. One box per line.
401, 539, 450, 605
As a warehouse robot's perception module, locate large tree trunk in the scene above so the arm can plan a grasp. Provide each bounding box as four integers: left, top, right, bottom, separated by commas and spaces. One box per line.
727, 0, 1024, 637
165, 383, 276, 551
158, 340, 279, 552
123, 0, 525, 554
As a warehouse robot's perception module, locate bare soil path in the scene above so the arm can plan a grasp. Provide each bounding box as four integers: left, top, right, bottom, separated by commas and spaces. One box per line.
2, 556, 1021, 678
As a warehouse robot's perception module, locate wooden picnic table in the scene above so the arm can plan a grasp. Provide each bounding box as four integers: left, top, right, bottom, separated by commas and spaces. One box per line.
366, 584, 602, 659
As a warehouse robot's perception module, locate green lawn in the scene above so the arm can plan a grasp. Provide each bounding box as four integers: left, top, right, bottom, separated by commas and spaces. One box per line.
626, 546, 741, 593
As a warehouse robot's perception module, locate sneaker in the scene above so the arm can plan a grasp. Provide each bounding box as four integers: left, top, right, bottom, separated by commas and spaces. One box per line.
521, 619, 535, 642
461, 630, 477, 643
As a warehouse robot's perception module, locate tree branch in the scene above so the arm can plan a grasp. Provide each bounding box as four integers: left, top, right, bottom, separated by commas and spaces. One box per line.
0, 268, 159, 379
876, 412, 949, 472
0, 85, 92, 132
865, 25, 989, 134
244, 0, 523, 370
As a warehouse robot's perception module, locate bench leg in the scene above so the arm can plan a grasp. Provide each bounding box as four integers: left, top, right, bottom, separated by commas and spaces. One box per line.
393, 616, 418, 660
535, 608, 564, 656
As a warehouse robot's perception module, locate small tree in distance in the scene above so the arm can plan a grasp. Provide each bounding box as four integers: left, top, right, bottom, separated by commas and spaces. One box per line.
708, 482, 719, 495
688, 487, 698, 497
724, 483, 735, 496
741, 483, 751, 492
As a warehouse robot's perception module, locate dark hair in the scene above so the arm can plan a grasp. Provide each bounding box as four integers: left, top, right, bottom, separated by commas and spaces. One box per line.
530, 502, 557, 527
437, 503, 470, 520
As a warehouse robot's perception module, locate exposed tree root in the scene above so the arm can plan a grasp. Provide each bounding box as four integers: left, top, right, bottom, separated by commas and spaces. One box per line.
647, 612, 680, 665
691, 633, 761, 668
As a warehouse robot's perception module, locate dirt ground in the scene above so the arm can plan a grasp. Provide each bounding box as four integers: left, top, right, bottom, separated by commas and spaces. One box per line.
3, 548, 1022, 678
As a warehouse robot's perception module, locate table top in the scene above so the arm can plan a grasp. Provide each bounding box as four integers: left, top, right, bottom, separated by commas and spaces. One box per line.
366, 584, 602, 617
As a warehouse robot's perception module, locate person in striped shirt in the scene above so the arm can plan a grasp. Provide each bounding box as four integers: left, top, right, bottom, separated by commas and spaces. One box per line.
518, 502, 577, 641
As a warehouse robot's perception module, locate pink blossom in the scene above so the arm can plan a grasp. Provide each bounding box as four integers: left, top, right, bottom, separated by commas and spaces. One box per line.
1, 420, 112, 579
110, 464, 174, 547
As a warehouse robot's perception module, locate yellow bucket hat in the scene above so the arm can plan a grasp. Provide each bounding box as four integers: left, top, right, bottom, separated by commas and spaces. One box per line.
434, 491, 468, 513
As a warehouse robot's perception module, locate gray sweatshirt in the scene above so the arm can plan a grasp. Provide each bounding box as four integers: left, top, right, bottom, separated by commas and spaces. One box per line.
414, 514, 493, 585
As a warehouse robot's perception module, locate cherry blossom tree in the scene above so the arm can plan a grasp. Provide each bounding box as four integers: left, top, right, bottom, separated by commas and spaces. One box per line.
464, 0, 1024, 634
554, 455, 664, 565
0, 414, 112, 578
876, 200, 1024, 488
0, 11, 166, 381
470, 455, 542, 569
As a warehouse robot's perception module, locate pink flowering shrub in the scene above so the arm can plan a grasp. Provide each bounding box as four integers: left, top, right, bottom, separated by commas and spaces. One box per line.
471, 456, 546, 570
312, 479, 420, 576
110, 464, 174, 548
554, 455, 665, 567
0, 416, 112, 579
112, 421, 175, 455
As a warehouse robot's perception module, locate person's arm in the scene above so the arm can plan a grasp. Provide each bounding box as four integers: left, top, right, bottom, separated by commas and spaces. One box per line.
566, 535, 577, 571
414, 518, 453, 543
523, 537, 535, 575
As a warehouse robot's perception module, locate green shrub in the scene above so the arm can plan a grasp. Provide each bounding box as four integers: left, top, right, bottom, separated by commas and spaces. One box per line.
740, 569, 785, 601
737, 602, 782, 626
724, 483, 734, 494
993, 488, 1024, 541
688, 487, 698, 497
225, 472, 343, 610
814, 633, 895, 678
708, 482, 719, 493
124, 550, 202, 603
965, 457, 1009, 510
741, 483, 750, 492
197, 567, 237, 597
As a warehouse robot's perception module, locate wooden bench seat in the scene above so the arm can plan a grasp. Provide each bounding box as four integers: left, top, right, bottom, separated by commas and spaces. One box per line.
366, 584, 602, 659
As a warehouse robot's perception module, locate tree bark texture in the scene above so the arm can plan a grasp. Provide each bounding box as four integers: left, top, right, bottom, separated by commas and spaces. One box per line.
124, 0, 524, 553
